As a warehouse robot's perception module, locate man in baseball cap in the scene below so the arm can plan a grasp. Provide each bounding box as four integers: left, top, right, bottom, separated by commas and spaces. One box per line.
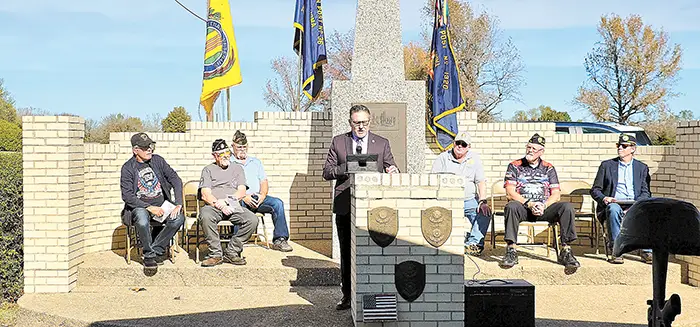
431, 131, 489, 256
120, 132, 184, 273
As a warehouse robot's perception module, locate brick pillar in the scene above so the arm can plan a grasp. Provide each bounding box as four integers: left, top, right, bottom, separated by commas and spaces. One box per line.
22, 116, 85, 293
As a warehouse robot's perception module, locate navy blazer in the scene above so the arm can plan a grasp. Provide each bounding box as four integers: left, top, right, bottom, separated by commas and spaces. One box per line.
590, 157, 651, 221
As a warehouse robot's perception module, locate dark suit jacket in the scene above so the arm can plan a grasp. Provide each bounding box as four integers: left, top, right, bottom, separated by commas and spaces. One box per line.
590, 157, 651, 221
323, 131, 397, 215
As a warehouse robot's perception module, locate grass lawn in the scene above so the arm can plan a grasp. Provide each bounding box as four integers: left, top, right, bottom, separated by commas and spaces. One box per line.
0, 302, 18, 327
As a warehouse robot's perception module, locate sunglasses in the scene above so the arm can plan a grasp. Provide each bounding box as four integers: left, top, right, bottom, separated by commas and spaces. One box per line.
617, 143, 633, 149
214, 149, 232, 158
136, 145, 155, 152
454, 140, 469, 148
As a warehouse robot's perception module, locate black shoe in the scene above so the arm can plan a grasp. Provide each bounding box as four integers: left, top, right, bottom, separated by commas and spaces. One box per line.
336, 297, 351, 310
271, 238, 293, 252
500, 247, 518, 269
155, 254, 167, 265
223, 253, 247, 265
558, 247, 581, 274
143, 257, 158, 271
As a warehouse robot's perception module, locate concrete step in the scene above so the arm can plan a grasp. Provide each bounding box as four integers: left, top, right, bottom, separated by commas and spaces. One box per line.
77, 242, 340, 287
466, 245, 684, 286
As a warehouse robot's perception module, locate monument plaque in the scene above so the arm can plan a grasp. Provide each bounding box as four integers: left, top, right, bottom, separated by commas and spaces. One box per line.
421, 206, 452, 248
353, 102, 407, 173
368, 206, 398, 247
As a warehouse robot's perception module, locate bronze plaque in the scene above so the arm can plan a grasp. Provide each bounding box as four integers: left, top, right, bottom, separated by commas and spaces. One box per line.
353, 102, 407, 173
421, 206, 452, 248
368, 206, 398, 248
395, 260, 426, 302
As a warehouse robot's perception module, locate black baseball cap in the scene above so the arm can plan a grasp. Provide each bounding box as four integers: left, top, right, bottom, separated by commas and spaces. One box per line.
131, 133, 156, 148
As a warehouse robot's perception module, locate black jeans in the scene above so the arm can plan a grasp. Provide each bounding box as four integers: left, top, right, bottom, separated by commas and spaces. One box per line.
336, 213, 351, 299
503, 201, 577, 245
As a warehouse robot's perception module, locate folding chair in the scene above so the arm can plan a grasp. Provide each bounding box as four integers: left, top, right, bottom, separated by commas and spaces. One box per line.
489, 180, 559, 256
181, 180, 202, 256
125, 219, 176, 265
252, 212, 271, 249
559, 180, 597, 248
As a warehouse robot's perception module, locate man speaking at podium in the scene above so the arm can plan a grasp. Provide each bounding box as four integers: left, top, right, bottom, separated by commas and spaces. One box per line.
323, 104, 399, 310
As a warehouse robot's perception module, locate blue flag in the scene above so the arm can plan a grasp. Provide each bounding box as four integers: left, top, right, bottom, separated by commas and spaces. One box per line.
294, 0, 328, 100
426, 0, 465, 151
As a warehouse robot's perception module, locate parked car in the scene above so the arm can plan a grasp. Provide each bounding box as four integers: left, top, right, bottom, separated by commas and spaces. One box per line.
553, 121, 652, 146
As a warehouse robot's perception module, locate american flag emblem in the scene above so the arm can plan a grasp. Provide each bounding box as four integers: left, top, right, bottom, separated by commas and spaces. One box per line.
363, 293, 398, 322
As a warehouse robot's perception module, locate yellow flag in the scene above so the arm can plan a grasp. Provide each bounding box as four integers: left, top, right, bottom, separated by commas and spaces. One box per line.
199, 0, 242, 117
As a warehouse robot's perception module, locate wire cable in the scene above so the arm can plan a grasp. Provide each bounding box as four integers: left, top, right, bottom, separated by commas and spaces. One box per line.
173, 0, 206, 22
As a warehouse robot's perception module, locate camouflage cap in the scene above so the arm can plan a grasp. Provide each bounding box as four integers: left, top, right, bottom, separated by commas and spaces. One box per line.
232, 130, 248, 145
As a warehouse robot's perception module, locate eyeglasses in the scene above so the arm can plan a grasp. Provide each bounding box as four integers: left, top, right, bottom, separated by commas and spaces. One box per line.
454, 140, 469, 148
214, 150, 231, 158
351, 120, 370, 127
526, 146, 544, 153
617, 143, 633, 149
233, 145, 247, 150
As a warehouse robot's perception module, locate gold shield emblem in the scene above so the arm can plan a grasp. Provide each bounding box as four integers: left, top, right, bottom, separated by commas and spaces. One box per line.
368, 207, 398, 248
421, 206, 452, 247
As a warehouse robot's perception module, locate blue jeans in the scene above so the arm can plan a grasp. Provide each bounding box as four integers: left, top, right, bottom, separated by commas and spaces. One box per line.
606, 203, 651, 253
464, 198, 490, 248
241, 195, 290, 241
131, 207, 185, 259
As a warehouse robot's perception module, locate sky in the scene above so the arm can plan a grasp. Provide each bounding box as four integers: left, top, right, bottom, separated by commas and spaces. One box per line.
1, 0, 699, 122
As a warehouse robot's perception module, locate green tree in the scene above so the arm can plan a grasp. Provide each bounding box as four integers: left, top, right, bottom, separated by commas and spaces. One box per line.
0, 120, 22, 152
85, 114, 144, 144
512, 105, 571, 122
0, 79, 19, 126
161, 107, 190, 133
576, 14, 682, 124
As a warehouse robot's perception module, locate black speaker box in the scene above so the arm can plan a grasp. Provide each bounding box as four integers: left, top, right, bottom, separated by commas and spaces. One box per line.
464, 279, 535, 327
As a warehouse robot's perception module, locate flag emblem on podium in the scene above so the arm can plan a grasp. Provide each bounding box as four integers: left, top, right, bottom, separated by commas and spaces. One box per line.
362, 293, 398, 322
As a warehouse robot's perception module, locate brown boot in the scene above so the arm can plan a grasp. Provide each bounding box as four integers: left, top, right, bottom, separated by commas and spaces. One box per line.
201, 256, 223, 267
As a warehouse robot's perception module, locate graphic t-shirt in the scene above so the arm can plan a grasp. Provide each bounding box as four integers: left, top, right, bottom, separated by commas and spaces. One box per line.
504, 158, 560, 203
136, 161, 164, 206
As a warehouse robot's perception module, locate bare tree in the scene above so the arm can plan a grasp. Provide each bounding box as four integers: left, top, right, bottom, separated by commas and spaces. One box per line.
325, 30, 354, 80
421, 0, 525, 122
575, 14, 682, 124
263, 57, 328, 112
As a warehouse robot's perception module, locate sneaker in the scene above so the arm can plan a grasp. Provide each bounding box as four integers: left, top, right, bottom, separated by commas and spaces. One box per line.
499, 247, 518, 269
155, 254, 167, 265
640, 251, 653, 264
223, 253, 247, 265
607, 256, 624, 264
464, 244, 484, 257
201, 256, 223, 267
271, 238, 293, 252
558, 246, 581, 274
143, 257, 158, 271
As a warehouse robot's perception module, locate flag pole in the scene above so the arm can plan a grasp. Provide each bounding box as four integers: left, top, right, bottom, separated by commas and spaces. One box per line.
296, 28, 304, 112
226, 88, 231, 121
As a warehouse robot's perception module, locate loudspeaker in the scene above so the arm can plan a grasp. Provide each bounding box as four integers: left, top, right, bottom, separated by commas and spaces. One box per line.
464, 279, 535, 327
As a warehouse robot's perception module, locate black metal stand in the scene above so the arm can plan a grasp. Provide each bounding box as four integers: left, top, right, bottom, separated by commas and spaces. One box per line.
648, 250, 681, 327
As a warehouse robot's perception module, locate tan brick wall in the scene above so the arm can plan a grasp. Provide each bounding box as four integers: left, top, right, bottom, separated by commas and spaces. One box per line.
23, 116, 85, 293
674, 121, 700, 286
351, 173, 465, 326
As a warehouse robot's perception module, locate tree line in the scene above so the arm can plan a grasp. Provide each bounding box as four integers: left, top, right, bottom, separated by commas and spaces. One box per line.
263, 0, 690, 145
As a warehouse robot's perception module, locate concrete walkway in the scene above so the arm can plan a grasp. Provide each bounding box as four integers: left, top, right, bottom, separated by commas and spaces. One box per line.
15, 284, 700, 327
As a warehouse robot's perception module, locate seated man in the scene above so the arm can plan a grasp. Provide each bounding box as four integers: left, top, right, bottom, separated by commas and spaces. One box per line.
591, 134, 652, 264
120, 133, 185, 272
431, 131, 490, 256
231, 130, 293, 252
500, 133, 580, 273
198, 139, 258, 267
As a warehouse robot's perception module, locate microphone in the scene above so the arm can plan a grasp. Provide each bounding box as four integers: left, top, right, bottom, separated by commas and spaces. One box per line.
356, 145, 362, 154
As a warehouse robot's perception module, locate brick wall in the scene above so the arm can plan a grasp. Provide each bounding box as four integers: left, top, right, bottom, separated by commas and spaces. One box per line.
351, 173, 465, 326
22, 116, 85, 293
674, 121, 700, 286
